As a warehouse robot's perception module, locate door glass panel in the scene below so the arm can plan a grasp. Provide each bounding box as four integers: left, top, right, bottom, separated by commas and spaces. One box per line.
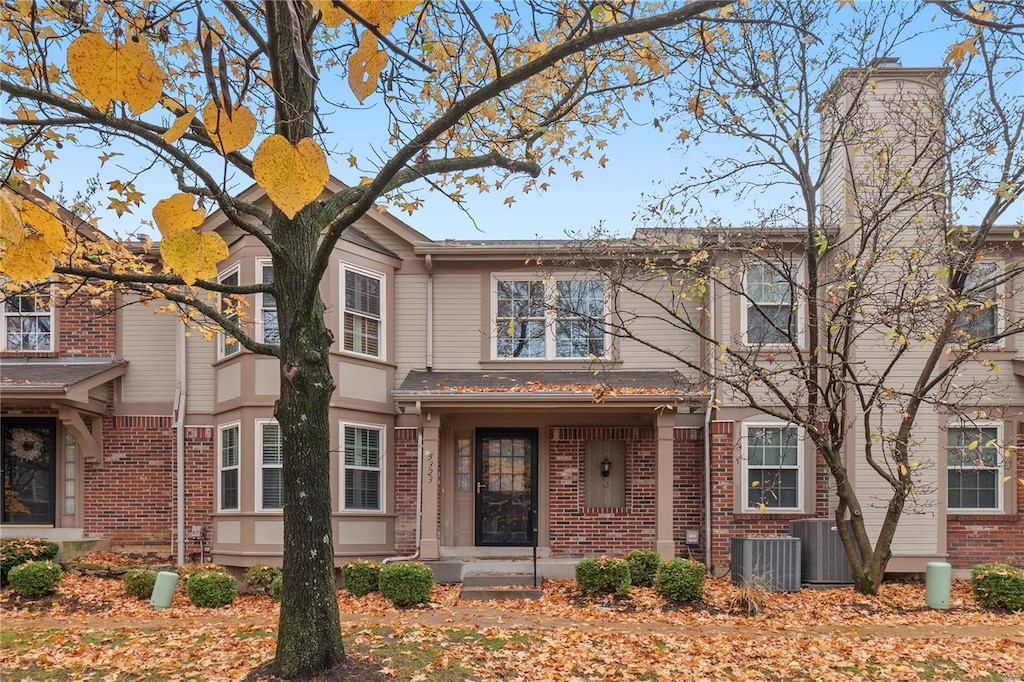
476, 430, 535, 546
2, 420, 56, 525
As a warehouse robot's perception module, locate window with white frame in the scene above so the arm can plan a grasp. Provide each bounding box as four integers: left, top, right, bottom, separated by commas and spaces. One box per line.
952, 261, 999, 343
257, 420, 283, 510
341, 423, 383, 511
258, 260, 278, 345
947, 424, 1002, 511
218, 267, 240, 358
494, 276, 607, 359
743, 262, 797, 346
342, 266, 382, 358
743, 423, 802, 511
2, 291, 54, 352
218, 423, 240, 511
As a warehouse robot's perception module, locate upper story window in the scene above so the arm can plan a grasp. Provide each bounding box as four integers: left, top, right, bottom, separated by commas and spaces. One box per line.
218, 266, 240, 358
743, 262, 797, 346
218, 423, 240, 512
947, 423, 1002, 511
341, 422, 383, 512
342, 265, 382, 358
952, 261, 999, 343
257, 260, 278, 345
257, 419, 283, 511
494, 276, 607, 359
2, 291, 53, 352
742, 422, 803, 512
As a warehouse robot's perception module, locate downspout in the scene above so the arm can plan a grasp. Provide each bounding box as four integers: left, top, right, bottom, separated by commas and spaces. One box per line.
382, 427, 423, 564
425, 254, 434, 371
174, 315, 187, 566
704, 275, 717, 572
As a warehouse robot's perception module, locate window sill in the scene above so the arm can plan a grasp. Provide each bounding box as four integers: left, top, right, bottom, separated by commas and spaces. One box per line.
734, 510, 807, 519
479, 359, 622, 370
0, 351, 58, 358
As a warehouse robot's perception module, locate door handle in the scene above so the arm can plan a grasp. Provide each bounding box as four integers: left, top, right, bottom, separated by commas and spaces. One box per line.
476, 481, 486, 493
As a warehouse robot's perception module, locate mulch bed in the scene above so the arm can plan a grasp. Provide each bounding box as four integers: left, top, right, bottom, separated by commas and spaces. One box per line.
243, 656, 387, 681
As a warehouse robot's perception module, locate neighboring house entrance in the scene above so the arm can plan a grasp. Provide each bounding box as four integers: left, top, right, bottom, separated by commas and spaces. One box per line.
475, 428, 537, 546
1, 418, 57, 525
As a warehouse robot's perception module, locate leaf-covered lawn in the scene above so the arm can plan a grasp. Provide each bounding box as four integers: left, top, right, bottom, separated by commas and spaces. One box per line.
1, 572, 1021, 681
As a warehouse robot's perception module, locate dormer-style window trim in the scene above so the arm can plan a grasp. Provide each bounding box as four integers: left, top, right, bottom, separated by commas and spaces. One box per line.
217, 265, 241, 359
340, 263, 384, 360
2, 288, 55, 353
491, 274, 609, 360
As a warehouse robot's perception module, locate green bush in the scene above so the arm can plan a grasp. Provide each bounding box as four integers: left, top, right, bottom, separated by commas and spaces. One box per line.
970, 563, 1024, 611
124, 568, 158, 600
625, 550, 661, 588
575, 556, 631, 597
378, 562, 433, 606
186, 570, 237, 608
243, 564, 282, 596
1, 537, 60, 580
270, 575, 283, 602
176, 562, 227, 588
342, 560, 382, 597
8, 560, 62, 597
655, 558, 705, 603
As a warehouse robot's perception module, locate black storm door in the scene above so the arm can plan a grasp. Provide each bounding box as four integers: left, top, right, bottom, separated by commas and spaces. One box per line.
475, 429, 537, 546
2, 418, 57, 525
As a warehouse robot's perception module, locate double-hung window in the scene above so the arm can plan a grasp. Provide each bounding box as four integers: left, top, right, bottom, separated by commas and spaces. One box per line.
494, 277, 606, 359
341, 423, 383, 511
952, 262, 999, 343
218, 267, 240, 358
258, 260, 278, 345
743, 423, 802, 511
218, 423, 240, 511
257, 420, 283, 510
342, 266, 382, 358
2, 291, 53, 352
744, 262, 797, 346
947, 424, 1002, 511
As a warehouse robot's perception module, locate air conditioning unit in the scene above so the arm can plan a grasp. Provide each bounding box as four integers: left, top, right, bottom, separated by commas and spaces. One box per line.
729, 536, 802, 592
789, 519, 854, 585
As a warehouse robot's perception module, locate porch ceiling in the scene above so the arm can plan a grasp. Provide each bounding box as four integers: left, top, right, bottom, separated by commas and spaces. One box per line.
395, 369, 704, 409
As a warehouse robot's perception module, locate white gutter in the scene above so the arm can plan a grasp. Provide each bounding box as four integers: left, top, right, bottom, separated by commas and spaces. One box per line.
425, 254, 433, 371
382, 428, 423, 564
173, 315, 187, 566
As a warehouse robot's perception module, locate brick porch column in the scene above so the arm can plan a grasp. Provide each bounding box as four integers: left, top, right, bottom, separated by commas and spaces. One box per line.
420, 423, 440, 560
656, 410, 676, 559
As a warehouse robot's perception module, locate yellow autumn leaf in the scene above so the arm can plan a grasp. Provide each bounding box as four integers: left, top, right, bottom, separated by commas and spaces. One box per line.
20, 200, 66, 256
0, 236, 55, 282
837, 0, 855, 8
317, 0, 418, 32
252, 135, 329, 219
163, 106, 196, 144
0, 189, 24, 246
201, 101, 257, 155
67, 33, 166, 115
758, 502, 767, 514
153, 194, 207, 237
348, 32, 389, 103
944, 36, 979, 67
688, 94, 704, 117
161, 230, 228, 286
717, 4, 736, 19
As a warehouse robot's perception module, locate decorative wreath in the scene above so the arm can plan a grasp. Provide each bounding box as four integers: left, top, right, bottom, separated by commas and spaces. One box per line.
8, 428, 44, 462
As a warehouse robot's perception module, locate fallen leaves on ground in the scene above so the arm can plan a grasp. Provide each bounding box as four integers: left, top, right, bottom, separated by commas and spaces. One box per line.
2, 574, 1021, 681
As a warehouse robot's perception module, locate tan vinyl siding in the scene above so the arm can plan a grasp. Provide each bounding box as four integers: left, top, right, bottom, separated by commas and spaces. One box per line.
616, 279, 702, 370
120, 301, 176, 403
395, 273, 428, 384
431, 273, 485, 369
186, 328, 215, 413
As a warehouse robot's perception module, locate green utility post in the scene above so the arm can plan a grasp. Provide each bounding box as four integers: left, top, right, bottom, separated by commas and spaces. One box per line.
925, 561, 951, 610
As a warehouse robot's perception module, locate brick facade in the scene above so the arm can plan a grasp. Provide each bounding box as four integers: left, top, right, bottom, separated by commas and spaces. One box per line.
57, 290, 117, 358
393, 427, 418, 555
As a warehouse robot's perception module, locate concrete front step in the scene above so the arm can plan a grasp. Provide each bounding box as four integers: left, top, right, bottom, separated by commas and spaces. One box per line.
460, 585, 544, 601
462, 573, 538, 588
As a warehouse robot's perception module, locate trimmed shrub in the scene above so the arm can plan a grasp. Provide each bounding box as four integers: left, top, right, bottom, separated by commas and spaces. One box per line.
378, 562, 433, 606
626, 550, 661, 588
243, 564, 282, 596
177, 562, 228, 588
971, 563, 1024, 611
8, 560, 62, 597
575, 556, 631, 597
1, 537, 60, 580
270, 575, 283, 602
186, 570, 237, 608
655, 558, 705, 603
342, 560, 382, 597
124, 568, 158, 600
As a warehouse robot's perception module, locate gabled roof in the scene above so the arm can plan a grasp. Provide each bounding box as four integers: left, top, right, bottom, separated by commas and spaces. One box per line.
1, 359, 127, 400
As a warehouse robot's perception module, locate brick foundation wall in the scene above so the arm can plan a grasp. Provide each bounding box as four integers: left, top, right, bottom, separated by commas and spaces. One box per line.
393, 428, 418, 555
549, 426, 658, 557
945, 422, 1024, 568
673, 427, 705, 561
182, 426, 214, 560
